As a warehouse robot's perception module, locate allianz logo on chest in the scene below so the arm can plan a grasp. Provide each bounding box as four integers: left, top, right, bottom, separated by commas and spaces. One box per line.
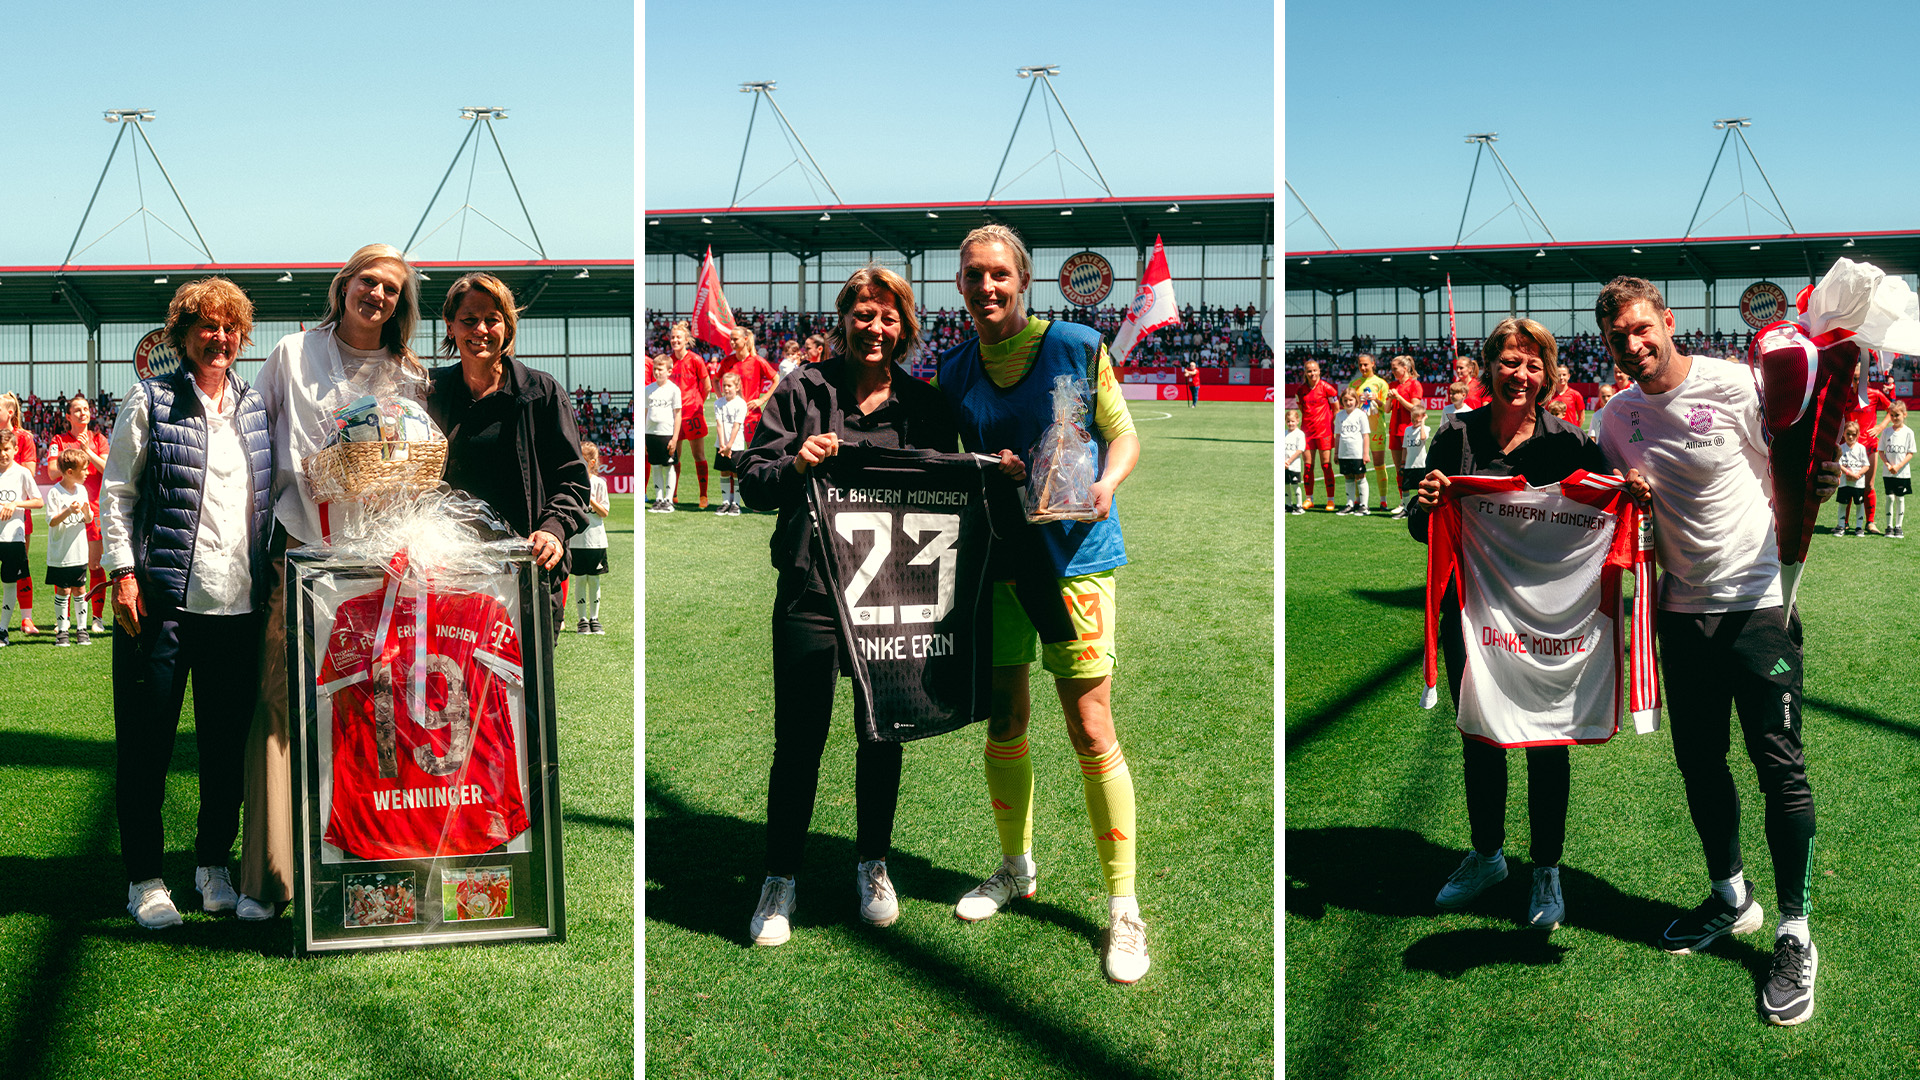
1682, 403, 1724, 450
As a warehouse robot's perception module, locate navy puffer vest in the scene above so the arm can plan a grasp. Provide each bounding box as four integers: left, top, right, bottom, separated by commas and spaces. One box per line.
131, 367, 275, 611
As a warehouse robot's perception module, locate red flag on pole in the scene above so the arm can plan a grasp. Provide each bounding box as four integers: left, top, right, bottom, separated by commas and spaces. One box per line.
1110, 235, 1179, 365
691, 247, 737, 349
1446, 274, 1458, 361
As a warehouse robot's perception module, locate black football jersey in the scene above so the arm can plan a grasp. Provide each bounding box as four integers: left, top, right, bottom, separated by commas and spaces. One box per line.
808, 446, 1021, 743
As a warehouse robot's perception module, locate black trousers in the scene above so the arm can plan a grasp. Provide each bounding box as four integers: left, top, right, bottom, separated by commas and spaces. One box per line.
1658, 606, 1816, 918
1442, 603, 1571, 866
764, 585, 902, 876
113, 608, 262, 883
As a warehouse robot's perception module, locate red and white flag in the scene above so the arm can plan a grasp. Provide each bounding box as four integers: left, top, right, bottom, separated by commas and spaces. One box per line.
691, 246, 737, 349
1109, 235, 1179, 365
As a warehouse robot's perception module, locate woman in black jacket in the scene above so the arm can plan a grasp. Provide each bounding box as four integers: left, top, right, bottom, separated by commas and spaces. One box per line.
734, 266, 961, 947
425, 273, 590, 622
1407, 316, 1606, 932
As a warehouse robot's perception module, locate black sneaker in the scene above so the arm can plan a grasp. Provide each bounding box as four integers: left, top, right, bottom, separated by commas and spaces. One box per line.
1761, 935, 1818, 1026
1661, 883, 1764, 954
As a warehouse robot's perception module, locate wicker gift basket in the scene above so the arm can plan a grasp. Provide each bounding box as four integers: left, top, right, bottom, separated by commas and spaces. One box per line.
303, 437, 449, 503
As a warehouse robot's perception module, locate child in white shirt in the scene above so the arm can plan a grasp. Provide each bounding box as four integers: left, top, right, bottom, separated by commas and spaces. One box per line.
645, 356, 682, 513
0, 430, 43, 644
712, 372, 750, 516
1282, 409, 1306, 515
1837, 421, 1869, 536
1879, 400, 1915, 538
44, 447, 94, 645
1393, 401, 1430, 518
1333, 389, 1371, 515
1441, 382, 1469, 427
568, 441, 613, 633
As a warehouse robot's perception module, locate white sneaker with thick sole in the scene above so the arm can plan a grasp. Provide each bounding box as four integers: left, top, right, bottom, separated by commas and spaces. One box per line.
1435, 850, 1508, 909
750, 877, 796, 946
857, 860, 899, 927
1105, 910, 1152, 983
128, 878, 182, 929
195, 865, 239, 913
955, 861, 1037, 922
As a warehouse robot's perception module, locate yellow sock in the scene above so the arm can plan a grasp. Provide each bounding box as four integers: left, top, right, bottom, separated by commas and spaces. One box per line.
983, 734, 1033, 859
1078, 744, 1137, 897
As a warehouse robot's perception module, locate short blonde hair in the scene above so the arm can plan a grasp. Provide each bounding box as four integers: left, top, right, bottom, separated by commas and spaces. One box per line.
166, 277, 255, 359
958, 224, 1032, 286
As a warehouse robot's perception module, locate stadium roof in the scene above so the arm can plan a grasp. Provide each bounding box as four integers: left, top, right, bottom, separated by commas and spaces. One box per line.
1285, 229, 1920, 294
0, 259, 635, 328
645, 194, 1275, 260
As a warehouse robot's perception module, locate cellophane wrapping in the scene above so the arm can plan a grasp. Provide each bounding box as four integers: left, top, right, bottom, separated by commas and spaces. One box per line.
1026, 374, 1099, 523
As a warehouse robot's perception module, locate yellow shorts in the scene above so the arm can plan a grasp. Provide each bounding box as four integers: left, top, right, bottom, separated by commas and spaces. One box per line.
991, 571, 1117, 679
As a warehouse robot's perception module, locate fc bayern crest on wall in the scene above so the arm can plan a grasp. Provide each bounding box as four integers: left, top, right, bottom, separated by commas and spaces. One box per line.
1058, 251, 1114, 307
133, 327, 182, 379
1739, 281, 1788, 330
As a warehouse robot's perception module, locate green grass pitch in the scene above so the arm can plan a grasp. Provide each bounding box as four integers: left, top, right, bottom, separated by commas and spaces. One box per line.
644, 400, 1276, 1080
0, 496, 635, 1079
1285, 468, 1920, 1079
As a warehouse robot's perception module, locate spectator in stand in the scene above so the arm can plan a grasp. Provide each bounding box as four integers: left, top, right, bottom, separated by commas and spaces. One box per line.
0, 393, 39, 634
667, 322, 713, 509
46, 394, 111, 634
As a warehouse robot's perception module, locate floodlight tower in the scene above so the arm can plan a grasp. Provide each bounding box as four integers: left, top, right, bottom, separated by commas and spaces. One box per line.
1454, 133, 1554, 247
986, 65, 1114, 203
730, 81, 842, 208
64, 108, 215, 266
1684, 117, 1795, 237
405, 106, 548, 260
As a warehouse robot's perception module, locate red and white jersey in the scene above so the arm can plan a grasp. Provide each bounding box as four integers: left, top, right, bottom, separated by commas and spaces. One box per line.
1421, 471, 1661, 746
319, 583, 531, 860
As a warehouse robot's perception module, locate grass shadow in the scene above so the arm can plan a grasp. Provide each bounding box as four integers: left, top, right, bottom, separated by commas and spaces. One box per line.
645, 776, 1176, 1080
1283, 646, 1423, 758
644, 777, 1099, 946
1811, 694, 1920, 741
1285, 825, 1757, 969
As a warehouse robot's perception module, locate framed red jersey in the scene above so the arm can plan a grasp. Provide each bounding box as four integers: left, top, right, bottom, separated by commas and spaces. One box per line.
289, 549, 565, 954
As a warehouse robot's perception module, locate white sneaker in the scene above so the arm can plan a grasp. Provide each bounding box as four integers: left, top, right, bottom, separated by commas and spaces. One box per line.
195, 865, 239, 913
1105, 910, 1152, 983
128, 878, 182, 929
236, 895, 275, 921
1435, 850, 1508, 909
90, 617, 107, 634
955, 861, 1037, 922
857, 860, 899, 927
1528, 866, 1564, 929
1389, 505, 1407, 518
750, 876, 796, 946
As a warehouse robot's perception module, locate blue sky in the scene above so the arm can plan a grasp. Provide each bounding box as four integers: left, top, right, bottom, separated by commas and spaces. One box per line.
0, 1, 633, 266
1286, 1, 1920, 252
644, 0, 1275, 210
